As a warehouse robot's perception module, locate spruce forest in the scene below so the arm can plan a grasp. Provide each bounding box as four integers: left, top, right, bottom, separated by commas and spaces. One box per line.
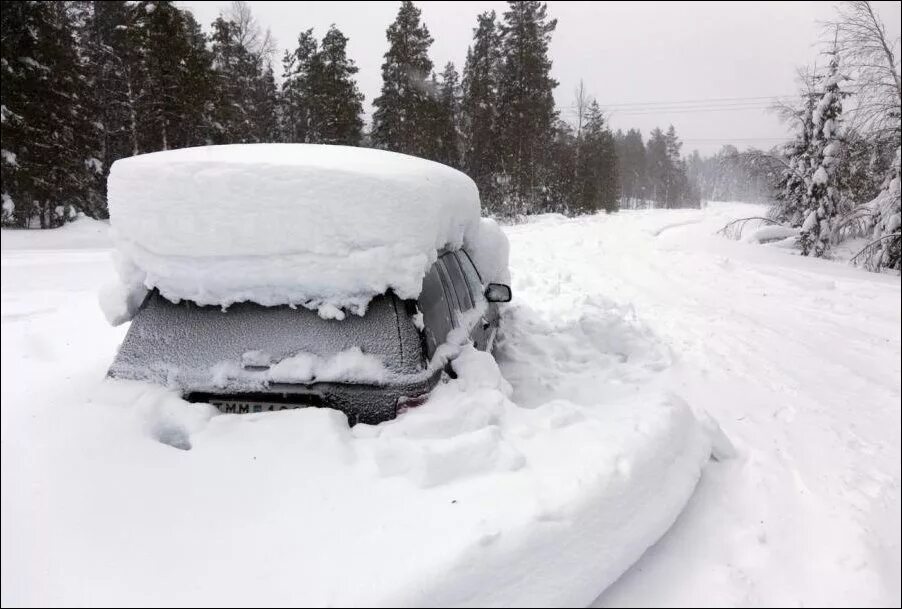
1, 0, 899, 270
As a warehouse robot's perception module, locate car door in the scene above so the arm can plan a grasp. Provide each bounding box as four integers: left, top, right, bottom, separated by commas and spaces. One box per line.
440, 251, 493, 350
417, 262, 457, 359
456, 249, 499, 351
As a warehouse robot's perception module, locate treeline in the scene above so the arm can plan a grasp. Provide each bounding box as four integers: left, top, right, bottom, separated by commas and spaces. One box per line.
1, 0, 699, 228
615, 126, 701, 209
686, 145, 776, 204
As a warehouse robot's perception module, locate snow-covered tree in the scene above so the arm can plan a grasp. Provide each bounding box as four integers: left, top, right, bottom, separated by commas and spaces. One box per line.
209, 16, 259, 143
685, 145, 775, 204
496, 0, 558, 214
854, 147, 901, 270
280, 29, 317, 144
644, 126, 697, 208
250, 60, 279, 142
122, 1, 214, 151
431, 62, 461, 168
461, 11, 502, 210
77, 1, 141, 217
573, 101, 619, 214
614, 129, 647, 208
831, 1, 900, 147
832, 0, 900, 269
799, 46, 847, 257
773, 81, 818, 226
311, 26, 364, 145
278, 26, 363, 146
1, 1, 93, 227
371, 1, 435, 156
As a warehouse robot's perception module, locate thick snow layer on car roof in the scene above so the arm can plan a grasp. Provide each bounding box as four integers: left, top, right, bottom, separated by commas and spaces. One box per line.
107, 144, 481, 314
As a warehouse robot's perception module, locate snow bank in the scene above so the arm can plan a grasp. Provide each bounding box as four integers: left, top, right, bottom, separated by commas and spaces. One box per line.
107, 144, 481, 315
0, 214, 111, 251
8, 346, 713, 607
744, 224, 800, 244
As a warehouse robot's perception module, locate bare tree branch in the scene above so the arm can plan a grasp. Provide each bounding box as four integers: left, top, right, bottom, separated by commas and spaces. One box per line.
827, 1, 901, 139
226, 0, 276, 60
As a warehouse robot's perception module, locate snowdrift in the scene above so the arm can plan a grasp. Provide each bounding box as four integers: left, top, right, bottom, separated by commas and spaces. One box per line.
105, 144, 500, 319
744, 224, 800, 245
17, 345, 715, 607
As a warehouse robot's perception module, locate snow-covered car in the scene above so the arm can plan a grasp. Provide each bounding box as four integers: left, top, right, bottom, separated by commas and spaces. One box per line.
101, 144, 512, 424
109, 248, 511, 424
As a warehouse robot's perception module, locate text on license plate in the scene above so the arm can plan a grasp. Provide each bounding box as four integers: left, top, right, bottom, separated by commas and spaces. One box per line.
211, 400, 307, 414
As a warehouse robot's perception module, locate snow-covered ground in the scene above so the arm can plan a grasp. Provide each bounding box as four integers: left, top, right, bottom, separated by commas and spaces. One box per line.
2, 203, 899, 606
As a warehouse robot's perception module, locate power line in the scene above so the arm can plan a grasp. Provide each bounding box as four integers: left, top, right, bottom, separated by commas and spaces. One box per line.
608, 100, 782, 110
607, 105, 778, 116
564, 102, 779, 114
594, 94, 797, 108
680, 137, 791, 143
561, 98, 797, 116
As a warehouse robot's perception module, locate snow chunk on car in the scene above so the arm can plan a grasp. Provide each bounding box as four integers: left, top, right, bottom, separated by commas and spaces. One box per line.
106, 144, 485, 317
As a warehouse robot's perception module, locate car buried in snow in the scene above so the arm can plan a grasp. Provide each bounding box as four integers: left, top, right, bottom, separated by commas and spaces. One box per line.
108, 248, 511, 425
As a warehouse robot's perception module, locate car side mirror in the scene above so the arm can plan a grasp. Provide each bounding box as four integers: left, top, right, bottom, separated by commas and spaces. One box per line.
484, 283, 512, 303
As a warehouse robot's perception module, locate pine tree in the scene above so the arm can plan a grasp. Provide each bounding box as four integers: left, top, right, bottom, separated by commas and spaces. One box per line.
279, 26, 363, 146
541, 120, 575, 215
209, 15, 258, 143
664, 125, 684, 207
371, 1, 435, 156
130, 1, 196, 150
800, 47, 847, 257
432, 62, 461, 167
865, 148, 900, 270
280, 29, 317, 143
461, 11, 502, 210
178, 10, 215, 147
596, 108, 621, 213
1, 1, 93, 227
496, 0, 558, 214
645, 127, 669, 207
78, 1, 140, 217
310, 26, 364, 145
573, 102, 620, 214
614, 129, 647, 208
121, 1, 215, 151
774, 84, 818, 226
644, 125, 696, 208
250, 60, 279, 142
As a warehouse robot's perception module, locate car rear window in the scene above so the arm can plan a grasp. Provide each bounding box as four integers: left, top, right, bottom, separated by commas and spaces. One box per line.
107, 291, 422, 391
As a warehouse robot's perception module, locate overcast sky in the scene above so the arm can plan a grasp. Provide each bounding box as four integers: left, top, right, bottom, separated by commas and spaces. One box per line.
180, 1, 901, 155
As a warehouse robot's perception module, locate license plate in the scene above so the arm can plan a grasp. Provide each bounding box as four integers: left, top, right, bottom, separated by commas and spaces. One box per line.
211, 399, 309, 414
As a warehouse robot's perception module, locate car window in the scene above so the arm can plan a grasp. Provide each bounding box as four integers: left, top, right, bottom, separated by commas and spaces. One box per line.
442, 252, 473, 311
457, 250, 486, 305
418, 263, 454, 358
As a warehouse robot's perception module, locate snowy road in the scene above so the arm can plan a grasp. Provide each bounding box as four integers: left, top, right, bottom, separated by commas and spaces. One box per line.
2, 203, 900, 606
499, 204, 900, 606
